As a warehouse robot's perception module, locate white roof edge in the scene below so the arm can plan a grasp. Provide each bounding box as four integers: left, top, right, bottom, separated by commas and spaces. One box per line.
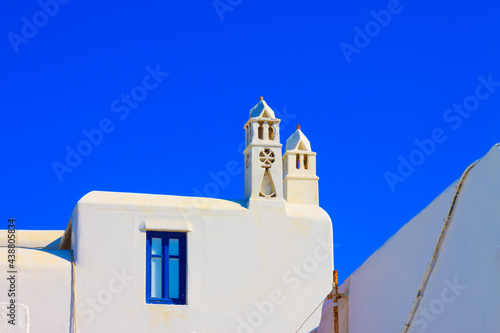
0, 230, 64, 248
78, 191, 248, 212
340, 143, 500, 289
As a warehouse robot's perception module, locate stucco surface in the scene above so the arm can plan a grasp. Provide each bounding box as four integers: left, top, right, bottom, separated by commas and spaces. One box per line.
0, 303, 29, 332
317, 144, 500, 333
71, 191, 333, 332
0, 248, 72, 333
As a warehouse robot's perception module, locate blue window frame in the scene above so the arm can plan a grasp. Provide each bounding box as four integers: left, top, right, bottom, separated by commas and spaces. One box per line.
146, 231, 187, 304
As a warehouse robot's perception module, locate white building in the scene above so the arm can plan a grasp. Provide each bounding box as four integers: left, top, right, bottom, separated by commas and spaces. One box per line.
317, 144, 500, 332
1, 98, 334, 333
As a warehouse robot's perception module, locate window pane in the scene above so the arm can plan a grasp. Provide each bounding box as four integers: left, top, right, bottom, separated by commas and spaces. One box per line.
168, 258, 180, 299
169, 239, 179, 256
151, 257, 162, 298
151, 238, 162, 255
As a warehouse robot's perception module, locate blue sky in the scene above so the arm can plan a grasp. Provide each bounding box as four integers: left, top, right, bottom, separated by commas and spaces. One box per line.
2, 0, 500, 283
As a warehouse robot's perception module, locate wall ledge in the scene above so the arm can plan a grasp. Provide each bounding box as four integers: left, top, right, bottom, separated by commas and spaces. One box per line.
139, 218, 193, 232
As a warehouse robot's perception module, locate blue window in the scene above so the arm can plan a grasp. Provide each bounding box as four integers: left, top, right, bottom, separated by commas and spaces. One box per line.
146, 232, 187, 304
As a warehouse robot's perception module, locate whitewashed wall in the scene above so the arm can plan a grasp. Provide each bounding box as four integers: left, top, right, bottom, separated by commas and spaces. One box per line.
0, 247, 72, 333
72, 191, 333, 332
318, 144, 500, 333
